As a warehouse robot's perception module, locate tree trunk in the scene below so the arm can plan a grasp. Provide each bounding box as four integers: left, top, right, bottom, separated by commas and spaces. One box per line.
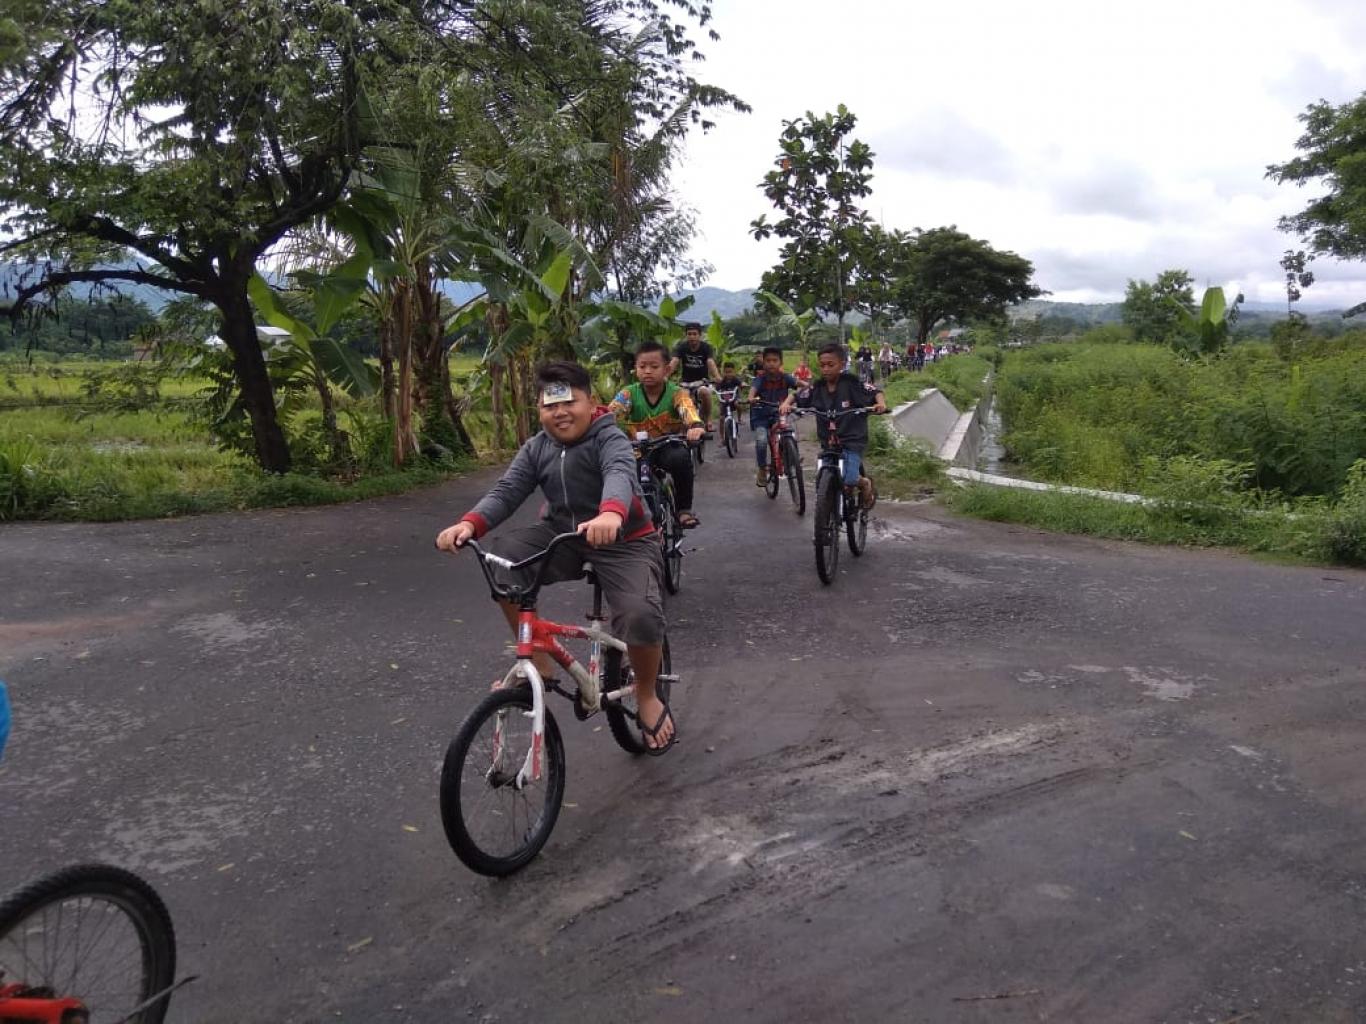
313, 362, 351, 470
489, 362, 507, 450
218, 285, 291, 473
393, 281, 418, 467
379, 309, 396, 423
412, 261, 473, 456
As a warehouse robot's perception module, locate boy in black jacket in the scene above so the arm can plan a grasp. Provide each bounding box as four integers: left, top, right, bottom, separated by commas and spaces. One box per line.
782, 343, 887, 508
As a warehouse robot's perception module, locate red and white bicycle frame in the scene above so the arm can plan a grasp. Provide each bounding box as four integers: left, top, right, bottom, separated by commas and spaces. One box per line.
480, 552, 633, 788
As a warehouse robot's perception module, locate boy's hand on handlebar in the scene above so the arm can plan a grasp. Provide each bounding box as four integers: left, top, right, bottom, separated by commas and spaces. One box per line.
578, 510, 623, 547
873, 398, 888, 414
436, 521, 476, 552
685, 425, 704, 443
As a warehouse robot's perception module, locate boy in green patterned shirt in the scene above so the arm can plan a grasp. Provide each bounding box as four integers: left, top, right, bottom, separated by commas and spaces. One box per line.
609, 340, 705, 528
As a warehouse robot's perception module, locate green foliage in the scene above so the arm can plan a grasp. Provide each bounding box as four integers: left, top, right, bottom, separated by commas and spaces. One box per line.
995, 341, 1366, 499
1267, 92, 1366, 266
1121, 269, 1196, 345
1171, 286, 1243, 357
750, 105, 875, 325
882, 227, 1041, 345
945, 482, 1360, 565
881, 354, 992, 412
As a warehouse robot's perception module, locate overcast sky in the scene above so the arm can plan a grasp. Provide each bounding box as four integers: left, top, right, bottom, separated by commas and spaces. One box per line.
672, 0, 1366, 308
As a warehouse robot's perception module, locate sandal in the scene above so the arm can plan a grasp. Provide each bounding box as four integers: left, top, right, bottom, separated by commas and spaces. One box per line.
678, 511, 700, 529
640, 703, 677, 756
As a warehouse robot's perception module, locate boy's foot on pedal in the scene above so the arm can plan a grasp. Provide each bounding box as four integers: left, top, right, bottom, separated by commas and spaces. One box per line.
859, 475, 876, 510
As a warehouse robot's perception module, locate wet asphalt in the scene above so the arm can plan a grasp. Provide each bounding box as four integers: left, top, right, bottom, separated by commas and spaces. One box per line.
2, 428, 1366, 1023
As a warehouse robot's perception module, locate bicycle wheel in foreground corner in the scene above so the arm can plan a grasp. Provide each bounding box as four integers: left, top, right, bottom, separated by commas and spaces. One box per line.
782, 435, 805, 516
604, 636, 673, 755
724, 417, 737, 457
441, 687, 567, 876
0, 863, 177, 1024
813, 469, 840, 585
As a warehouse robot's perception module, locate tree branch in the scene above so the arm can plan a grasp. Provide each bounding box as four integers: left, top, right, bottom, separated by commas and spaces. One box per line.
1, 268, 207, 319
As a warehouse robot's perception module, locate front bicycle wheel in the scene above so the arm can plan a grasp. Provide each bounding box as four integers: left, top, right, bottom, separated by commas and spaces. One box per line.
603, 636, 673, 755
440, 688, 566, 876
847, 482, 870, 556
0, 863, 177, 1024
724, 416, 737, 457
814, 468, 840, 585
782, 436, 805, 516
659, 477, 683, 594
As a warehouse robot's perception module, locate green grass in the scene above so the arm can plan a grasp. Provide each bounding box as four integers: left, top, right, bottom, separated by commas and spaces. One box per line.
944, 472, 1366, 567
881, 354, 992, 411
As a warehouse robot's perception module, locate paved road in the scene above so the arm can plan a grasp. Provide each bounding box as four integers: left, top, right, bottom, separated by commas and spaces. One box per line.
2, 435, 1365, 1022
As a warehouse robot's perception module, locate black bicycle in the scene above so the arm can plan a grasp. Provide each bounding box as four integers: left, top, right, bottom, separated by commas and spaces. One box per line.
678, 381, 712, 466
631, 433, 690, 594
810, 406, 884, 585
716, 386, 742, 458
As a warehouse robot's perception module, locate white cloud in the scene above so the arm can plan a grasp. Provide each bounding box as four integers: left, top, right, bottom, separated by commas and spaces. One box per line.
674, 0, 1366, 308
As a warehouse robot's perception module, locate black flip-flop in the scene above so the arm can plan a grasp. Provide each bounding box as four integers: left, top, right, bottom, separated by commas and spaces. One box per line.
640, 704, 677, 756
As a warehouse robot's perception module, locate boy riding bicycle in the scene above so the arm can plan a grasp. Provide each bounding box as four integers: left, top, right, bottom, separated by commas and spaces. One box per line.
747, 346, 800, 487
436, 361, 676, 752
668, 321, 720, 431
781, 342, 887, 508
609, 340, 706, 529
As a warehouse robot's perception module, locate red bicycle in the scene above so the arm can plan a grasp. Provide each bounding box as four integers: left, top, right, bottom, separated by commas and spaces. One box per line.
0, 863, 181, 1024
439, 532, 680, 876
753, 399, 806, 515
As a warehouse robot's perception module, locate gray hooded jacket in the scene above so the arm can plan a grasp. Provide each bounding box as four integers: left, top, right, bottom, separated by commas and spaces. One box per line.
461, 412, 653, 539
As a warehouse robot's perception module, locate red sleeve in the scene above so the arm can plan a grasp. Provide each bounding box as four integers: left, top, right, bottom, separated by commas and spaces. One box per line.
598, 499, 628, 520
459, 512, 490, 538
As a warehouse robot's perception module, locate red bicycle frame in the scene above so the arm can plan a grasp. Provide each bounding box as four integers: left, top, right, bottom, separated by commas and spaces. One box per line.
0, 983, 87, 1023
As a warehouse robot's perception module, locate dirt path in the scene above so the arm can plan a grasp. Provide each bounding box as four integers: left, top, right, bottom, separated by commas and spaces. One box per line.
2, 442, 1365, 1022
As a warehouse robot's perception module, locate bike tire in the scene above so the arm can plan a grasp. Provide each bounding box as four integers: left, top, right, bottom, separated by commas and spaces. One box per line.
723, 417, 737, 458
847, 483, 870, 556
659, 477, 683, 594
782, 436, 805, 516
814, 469, 840, 585
604, 636, 673, 755
440, 687, 566, 876
0, 863, 177, 1024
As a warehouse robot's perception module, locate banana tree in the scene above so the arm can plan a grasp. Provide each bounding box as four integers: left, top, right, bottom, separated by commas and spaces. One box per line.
755, 288, 819, 359
580, 293, 696, 385
248, 268, 379, 469
1172, 286, 1244, 357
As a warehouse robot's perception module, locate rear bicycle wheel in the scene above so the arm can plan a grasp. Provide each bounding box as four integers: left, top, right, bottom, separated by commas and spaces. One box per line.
782, 436, 805, 516
0, 863, 177, 1024
813, 468, 840, 585
604, 636, 673, 755
440, 687, 566, 876
659, 477, 683, 594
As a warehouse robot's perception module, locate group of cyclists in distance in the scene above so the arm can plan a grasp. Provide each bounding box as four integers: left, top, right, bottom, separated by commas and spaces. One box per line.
436, 320, 886, 753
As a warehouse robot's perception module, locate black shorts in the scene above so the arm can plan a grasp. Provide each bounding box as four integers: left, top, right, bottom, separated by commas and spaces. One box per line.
489, 522, 666, 646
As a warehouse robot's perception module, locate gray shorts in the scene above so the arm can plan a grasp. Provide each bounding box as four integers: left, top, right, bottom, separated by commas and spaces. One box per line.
489, 522, 666, 646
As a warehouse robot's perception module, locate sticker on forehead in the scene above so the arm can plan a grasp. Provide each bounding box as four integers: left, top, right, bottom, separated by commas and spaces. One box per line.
541, 382, 575, 405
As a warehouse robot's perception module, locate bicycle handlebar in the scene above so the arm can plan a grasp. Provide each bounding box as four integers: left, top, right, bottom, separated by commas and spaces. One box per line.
463, 530, 583, 603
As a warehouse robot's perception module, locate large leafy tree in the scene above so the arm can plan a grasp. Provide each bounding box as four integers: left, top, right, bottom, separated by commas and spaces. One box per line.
1121, 269, 1196, 345
1267, 92, 1366, 317
889, 227, 1041, 345
0, 0, 737, 472
750, 105, 875, 337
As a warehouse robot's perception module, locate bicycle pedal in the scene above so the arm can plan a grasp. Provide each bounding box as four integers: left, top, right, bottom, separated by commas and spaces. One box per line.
656, 673, 680, 683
